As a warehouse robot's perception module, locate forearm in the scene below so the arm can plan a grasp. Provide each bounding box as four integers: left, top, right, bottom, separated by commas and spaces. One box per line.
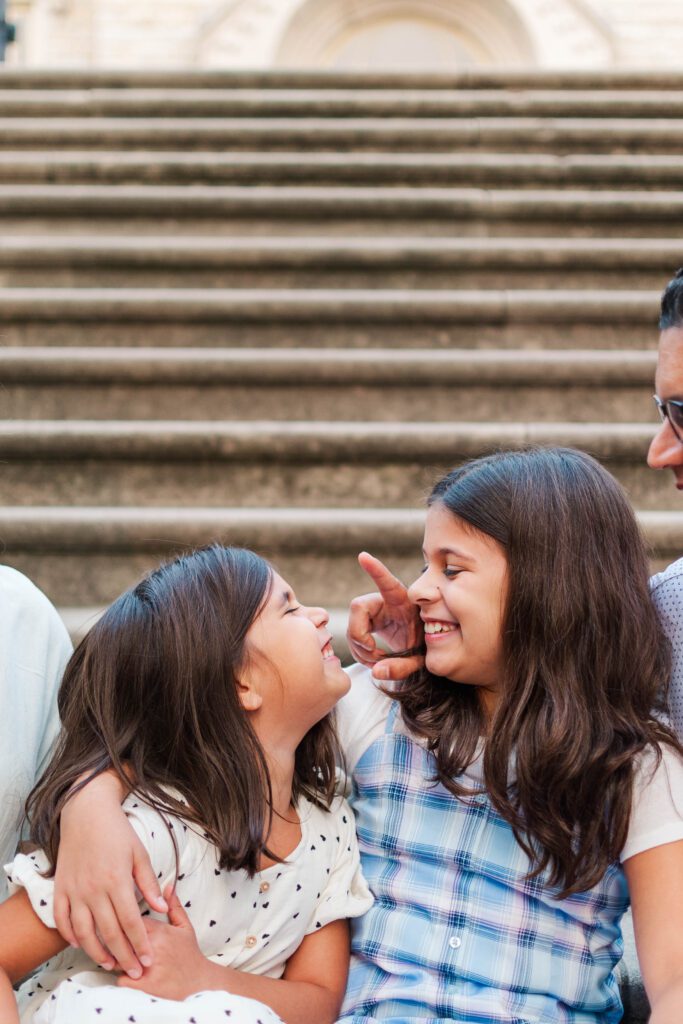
649, 975, 683, 1024
0, 969, 19, 1024
196, 961, 342, 1024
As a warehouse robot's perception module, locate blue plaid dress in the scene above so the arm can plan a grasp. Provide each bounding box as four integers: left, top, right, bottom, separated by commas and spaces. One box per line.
339, 703, 629, 1024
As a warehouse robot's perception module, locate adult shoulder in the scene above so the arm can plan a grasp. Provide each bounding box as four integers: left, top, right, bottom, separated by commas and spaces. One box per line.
0, 564, 72, 675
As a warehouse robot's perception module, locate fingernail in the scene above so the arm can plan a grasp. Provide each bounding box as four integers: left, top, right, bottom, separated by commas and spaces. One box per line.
127, 967, 142, 980
157, 899, 168, 911
140, 955, 152, 968
372, 666, 389, 681
99, 961, 114, 971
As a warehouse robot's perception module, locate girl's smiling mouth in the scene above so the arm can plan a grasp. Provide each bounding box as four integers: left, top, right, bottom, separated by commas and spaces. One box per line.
321, 637, 339, 661
422, 618, 460, 639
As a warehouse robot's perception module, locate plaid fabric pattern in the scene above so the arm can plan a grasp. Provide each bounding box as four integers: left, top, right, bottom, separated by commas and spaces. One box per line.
339, 704, 629, 1024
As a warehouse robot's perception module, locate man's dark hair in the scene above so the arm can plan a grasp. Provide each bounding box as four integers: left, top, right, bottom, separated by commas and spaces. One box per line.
659, 267, 683, 329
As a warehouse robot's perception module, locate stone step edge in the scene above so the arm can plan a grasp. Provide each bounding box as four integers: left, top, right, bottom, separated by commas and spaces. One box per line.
3, 89, 683, 110
3, 115, 683, 139
0, 348, 657, 386
1, 506, 679, 552
0, 288, 661, 323
0, 237, 679, 271
1, 185, 679, 220
6, 152, 683, 170
0, 421, 659, 461
2, 70, 683, 89
5, 152, 683, 187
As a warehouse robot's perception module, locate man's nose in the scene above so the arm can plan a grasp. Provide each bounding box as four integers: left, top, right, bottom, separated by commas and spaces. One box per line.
647, 420, 683, 469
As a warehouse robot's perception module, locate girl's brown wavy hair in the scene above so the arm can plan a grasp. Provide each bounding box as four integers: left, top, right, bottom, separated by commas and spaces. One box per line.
27, 545, 341, 877
395, 447, 682, 897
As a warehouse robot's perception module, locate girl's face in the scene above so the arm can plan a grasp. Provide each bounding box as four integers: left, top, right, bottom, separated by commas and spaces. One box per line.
407, 502, 508, 713
244, 572, 350, 740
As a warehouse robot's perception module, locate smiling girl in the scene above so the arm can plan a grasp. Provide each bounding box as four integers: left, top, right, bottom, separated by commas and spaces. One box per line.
0, 545, 371, 1024
51, 448, 683, 1022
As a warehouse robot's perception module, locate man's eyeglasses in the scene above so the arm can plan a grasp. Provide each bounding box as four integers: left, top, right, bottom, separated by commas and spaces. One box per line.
653, 394, 683, 443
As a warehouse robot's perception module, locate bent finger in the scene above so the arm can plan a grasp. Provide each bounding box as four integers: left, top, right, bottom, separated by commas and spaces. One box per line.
164, 883, 191, 929
83, 895, 143, 979
69, 902, 115, 970
372, 653, 424, 682
53, 892, 77, 948
100, 886, 151, 975
132, 839, 167, 916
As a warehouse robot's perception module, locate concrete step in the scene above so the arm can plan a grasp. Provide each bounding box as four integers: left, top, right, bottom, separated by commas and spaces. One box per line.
3, 89, 683, 119
3, 70, 683, 90
0, 348, 657, 422
0, 420, 669, 511
0, 236, 678, 289
2, 117, 683, 154
4, 151, 683, 189
1, 186, 681, 240
0, 287, 661, 349
1, 506, 679, 608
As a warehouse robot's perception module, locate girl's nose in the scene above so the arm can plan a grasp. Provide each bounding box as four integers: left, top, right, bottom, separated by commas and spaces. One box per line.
647, 420, 683, 470
407, 569, 438, 605
306, 604, 330, 628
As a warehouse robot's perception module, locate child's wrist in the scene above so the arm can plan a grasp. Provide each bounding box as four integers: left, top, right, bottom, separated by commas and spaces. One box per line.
192, 959, 236, 992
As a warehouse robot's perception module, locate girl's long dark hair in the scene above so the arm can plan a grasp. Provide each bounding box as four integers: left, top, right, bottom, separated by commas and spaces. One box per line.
395, 447, 681, 897
27, 545, 341, 876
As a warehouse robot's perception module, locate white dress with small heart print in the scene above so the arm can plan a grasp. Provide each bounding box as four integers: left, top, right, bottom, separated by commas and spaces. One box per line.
6, 792, 372, 1023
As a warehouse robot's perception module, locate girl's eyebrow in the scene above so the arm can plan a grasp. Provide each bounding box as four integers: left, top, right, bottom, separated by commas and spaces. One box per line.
422, 546, 475, 562
279, 589, 293, 607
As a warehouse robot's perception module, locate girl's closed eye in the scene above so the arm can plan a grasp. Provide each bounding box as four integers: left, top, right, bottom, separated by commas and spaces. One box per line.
243, 571, 350, 742
443, 567, 462, 579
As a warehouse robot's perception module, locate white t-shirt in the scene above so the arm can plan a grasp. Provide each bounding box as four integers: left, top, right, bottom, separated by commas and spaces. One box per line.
0, 566, 72, 899
336, 663, 683, 864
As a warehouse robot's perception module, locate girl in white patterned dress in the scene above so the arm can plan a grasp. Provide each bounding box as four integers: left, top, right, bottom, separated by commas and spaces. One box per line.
0, 545, 372, 1024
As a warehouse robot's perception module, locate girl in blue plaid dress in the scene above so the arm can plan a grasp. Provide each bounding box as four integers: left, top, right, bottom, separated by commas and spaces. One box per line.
56, 449, 683, 1022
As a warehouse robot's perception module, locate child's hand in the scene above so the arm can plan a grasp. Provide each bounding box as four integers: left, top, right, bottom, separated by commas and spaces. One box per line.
117, 886, 219, 1001
347, 552, 423, 681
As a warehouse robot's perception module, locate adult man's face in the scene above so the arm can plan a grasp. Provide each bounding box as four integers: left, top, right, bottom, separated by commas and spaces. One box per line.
648, 326, 683, 488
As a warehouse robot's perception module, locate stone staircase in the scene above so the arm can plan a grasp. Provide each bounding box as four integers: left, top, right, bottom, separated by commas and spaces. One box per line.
0, 69, 682, 665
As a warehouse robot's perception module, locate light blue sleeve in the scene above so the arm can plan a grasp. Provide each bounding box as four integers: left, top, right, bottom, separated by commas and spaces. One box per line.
651, 557, 683, 740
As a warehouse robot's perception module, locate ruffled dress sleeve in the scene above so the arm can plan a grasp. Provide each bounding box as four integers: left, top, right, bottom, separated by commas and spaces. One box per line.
4, 793, 193, 927
304, 796, 372, 935
5, 849, 56, 927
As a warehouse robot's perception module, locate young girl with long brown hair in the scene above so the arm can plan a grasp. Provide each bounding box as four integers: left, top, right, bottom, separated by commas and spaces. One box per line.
53, 448, 683, 1021
0, 545, 371, 1023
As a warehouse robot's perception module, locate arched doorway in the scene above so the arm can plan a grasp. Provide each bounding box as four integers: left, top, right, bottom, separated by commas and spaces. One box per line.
274, 0, 537, 70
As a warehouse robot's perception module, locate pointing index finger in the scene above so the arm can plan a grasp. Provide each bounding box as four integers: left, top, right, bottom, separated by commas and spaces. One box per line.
357, 552, 408, 604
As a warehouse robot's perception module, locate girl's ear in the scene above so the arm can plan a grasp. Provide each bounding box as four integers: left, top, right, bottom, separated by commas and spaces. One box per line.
236, 673, 263, 713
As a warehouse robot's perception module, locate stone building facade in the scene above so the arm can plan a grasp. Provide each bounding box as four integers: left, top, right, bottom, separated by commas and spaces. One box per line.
5, 0, 683, 71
